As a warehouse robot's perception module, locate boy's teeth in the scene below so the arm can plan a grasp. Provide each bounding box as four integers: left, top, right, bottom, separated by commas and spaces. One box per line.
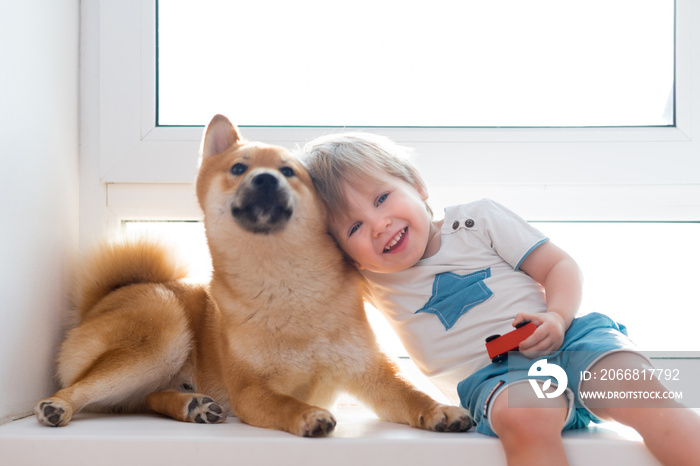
384, 228, 406, 252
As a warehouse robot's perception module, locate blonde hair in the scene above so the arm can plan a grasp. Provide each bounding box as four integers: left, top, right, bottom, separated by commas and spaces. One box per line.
300, 132, 432, 218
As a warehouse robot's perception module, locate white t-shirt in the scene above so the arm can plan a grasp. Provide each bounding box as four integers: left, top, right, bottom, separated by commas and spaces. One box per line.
361, 199, 549, 403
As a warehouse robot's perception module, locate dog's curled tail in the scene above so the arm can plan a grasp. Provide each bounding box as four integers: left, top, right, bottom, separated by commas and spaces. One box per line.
76, 236, 190, 320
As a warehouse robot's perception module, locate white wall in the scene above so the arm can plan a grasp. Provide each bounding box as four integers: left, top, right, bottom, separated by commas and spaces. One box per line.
0, 0, 80, 423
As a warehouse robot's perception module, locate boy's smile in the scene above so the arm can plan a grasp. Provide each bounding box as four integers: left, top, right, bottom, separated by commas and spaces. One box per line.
329, 173, 439, 273
383, 227, 407, 253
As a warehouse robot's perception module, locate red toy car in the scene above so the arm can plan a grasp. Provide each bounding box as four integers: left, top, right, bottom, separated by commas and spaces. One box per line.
485, 321, 537, 363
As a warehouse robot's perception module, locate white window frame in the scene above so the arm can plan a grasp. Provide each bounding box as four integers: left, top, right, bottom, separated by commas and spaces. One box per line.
80, 0, 700, 243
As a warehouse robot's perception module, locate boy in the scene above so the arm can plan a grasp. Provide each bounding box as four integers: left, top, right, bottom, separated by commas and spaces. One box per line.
302, 132, 700, 466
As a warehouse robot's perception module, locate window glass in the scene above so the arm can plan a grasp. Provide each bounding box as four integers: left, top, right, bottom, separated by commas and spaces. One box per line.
123, 221, 212, 280
124, 220, 699, 352
538, 221, 699, 352
157, 0, 675, 127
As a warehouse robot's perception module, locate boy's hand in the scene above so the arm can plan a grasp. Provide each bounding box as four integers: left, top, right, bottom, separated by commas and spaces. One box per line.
513, 312, 567, 358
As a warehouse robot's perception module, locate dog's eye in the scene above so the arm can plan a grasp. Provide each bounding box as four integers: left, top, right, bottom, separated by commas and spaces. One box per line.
230, 163, 248, 176
280, 166, 295, 178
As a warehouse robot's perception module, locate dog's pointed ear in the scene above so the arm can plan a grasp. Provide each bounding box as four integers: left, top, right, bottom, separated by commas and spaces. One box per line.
201, 114, 242, 158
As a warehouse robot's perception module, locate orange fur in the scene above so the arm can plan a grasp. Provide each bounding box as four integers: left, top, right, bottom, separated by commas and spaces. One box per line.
33, 115, 472, 437
34, 238, 226, 426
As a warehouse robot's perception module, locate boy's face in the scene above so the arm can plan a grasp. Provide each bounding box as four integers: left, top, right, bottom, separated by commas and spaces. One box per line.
329, 172, 435, 274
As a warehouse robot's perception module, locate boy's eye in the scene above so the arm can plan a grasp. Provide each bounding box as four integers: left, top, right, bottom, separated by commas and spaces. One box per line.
349, 223, 361, 237
376, 193, 388, 206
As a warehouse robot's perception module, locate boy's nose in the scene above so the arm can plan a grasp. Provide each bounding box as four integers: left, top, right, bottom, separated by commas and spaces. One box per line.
371, 217, 391, 238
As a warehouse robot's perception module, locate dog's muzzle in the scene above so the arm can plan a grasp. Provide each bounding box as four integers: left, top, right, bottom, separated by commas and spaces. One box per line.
231, 172, 293, 234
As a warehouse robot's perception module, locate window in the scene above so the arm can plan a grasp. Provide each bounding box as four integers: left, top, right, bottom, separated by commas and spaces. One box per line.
122, 218, 700, 353
83, 1, 700, 360
158, 0, 674, 128
123, 221, 212, 280
90, 0, 695, 185
539, 221, 700, 352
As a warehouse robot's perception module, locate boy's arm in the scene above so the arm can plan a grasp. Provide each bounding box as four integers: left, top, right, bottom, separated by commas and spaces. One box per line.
515, 241, 583, 357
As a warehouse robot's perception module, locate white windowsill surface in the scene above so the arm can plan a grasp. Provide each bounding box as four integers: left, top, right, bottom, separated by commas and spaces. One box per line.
1, 406, 662, 466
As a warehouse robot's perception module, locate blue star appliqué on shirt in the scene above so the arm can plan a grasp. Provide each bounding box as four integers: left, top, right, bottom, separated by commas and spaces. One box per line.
416, 268, 493, 330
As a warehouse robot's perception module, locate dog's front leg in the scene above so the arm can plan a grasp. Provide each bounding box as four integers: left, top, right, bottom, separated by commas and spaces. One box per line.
350, 354, 472, 432
232, 385, 336, 437
225, 370, 336, 437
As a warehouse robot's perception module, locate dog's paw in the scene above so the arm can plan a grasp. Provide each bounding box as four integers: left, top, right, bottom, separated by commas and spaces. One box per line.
186, 396, 225, 424
419, 404, 473, 432
34, 398, 73, 427
296, 408, 336, 437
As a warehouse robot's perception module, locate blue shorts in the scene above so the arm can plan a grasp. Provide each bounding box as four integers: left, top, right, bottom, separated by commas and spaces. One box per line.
457, 312, 638, 437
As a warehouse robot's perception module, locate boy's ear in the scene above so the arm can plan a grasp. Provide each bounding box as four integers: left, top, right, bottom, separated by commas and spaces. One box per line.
201, 114, 242, 158
346, 255, 364, 270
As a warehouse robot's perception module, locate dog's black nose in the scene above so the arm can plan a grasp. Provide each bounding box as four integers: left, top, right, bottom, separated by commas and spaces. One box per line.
252, 173, 278, 190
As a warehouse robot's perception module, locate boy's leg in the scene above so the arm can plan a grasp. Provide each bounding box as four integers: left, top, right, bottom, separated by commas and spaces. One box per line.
490, 381, 570, 466
583, 351, 700, 466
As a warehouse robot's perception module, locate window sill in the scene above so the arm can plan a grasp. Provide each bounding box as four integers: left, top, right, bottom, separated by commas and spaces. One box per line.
1, 407, 662, 465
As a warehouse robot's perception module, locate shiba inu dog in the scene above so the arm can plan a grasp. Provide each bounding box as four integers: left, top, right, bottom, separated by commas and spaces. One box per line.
33, 115, 471, 437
